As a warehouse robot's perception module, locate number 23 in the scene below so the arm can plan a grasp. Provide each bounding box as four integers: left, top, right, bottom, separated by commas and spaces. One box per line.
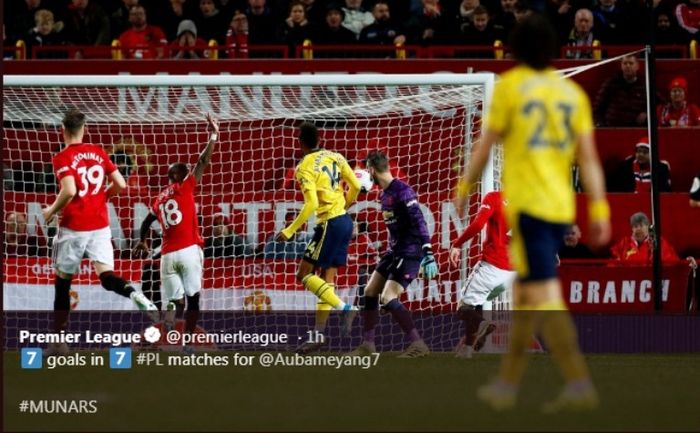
523, 100, 573, 149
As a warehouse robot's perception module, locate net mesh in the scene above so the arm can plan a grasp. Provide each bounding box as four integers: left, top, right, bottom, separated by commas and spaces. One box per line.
3, 77, 508, 351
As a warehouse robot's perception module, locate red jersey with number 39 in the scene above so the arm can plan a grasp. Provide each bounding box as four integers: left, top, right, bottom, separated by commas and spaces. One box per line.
52, 143, 118, 231
151, 174, 203, 254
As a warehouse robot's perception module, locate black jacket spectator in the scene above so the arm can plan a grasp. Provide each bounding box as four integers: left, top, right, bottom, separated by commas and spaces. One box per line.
246, 3, 279, 45
559, 243, 595, 259
593, 56, 647, 127
195, 0, 230, 44
359, 19, 403, 45
609, 153, 672, 193
63, 0, 111, 46
404, 1, 450, 45
592, 0, 631, 44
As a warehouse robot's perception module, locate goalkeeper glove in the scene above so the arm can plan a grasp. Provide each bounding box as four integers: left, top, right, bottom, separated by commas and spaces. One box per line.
419, 246, 438, 280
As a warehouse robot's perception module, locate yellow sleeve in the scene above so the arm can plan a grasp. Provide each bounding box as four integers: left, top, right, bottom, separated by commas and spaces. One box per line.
281, 168, 318, 238
340, 156, 361, 209
484, 77, 509, 135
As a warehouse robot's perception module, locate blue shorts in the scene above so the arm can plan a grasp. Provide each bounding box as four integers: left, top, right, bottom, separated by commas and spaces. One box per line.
375, 251, 421, 289
510, 213, 568, 282
303, 213, 353, 269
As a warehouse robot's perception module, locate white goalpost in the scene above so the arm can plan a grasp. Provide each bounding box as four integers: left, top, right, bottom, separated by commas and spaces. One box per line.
3, 73, 507, 350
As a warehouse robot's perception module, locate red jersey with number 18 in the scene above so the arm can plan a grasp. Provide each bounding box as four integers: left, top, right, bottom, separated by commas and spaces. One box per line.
52, 143, 118, 231
151, 174, 204, 254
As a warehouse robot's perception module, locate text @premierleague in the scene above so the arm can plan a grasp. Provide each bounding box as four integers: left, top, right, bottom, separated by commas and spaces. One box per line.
17, 329, 381, 370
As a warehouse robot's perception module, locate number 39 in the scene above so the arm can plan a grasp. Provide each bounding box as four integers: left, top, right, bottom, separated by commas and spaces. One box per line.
77, 166, 105, 197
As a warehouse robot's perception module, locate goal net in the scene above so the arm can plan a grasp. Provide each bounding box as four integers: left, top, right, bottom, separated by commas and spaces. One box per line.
3, 73, 505, 351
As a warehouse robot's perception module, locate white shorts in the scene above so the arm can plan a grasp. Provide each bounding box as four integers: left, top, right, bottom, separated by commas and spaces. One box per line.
52, 226, 114, 275
160, 244, 203, 301
459, 261, 516, 307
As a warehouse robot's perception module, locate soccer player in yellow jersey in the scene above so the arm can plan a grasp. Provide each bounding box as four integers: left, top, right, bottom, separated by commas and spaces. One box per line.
276, 122, 362, 352
454, 14, 611, 412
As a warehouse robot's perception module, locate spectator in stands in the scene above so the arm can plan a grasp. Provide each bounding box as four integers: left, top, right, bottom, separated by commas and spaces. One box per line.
299, 0, 326, 27
118, 5, 168, 59
513, 0, 534, 22
405, 0, 450, 45
359, 2, 406, 46
609, 137, 671, 193
159, 0, 199, 41
592, 0, 630, 44
458, 6, 500, 50
316, 4, 358, 46
593, 55, 647, 127
565, 8, 597, 59
6, 0, 48, 44
558, 224, 595, 259
4, 211, 45, 256
170, 19, 208, 59
110, 0, 138, 40
675, 0, 700, 39
26, 9, 67, 59
226, 10, 250, 58
545, 0, 575, 43
195, 0, 229, 44
611, 212, 682, 263
657, 76, 700, 127
450, 0, 482, 38
263, 211, 312, 259
342, 0, 375, 38
690, 171, 700, 207
205, 213, 253, 258
278, 1, 315, 57
63, 0, 111, 49
490, 0, 517, 42
246, 0, 279, 45
655, 9, 691, 48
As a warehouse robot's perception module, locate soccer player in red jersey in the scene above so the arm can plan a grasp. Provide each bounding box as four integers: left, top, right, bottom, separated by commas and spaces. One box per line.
43, 109, 156, 353
134, 114, 219, 343
450, 191, 515, 358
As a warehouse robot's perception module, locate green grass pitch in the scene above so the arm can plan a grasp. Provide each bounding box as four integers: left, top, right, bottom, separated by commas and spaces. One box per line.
4, 352, 699, 432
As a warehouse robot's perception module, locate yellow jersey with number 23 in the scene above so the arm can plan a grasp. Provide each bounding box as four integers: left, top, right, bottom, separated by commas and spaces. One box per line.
485, 65, 593, 224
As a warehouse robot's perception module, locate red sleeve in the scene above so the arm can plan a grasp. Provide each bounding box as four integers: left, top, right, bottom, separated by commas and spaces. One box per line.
452, 193, 495, 248
154, 27, 167, 44
610, 238, 626, 260
53, 153, 73, 181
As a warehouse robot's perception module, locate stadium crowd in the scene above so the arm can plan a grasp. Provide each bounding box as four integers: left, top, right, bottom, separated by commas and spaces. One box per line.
4, 0, 700, 59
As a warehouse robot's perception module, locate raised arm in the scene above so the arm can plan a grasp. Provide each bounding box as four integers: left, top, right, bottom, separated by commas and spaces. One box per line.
193, 113, 219, 183
453, 197, 495, 248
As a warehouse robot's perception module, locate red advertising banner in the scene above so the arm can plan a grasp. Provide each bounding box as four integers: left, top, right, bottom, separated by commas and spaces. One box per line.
4, 257, 691, 312
559, 262, 690, 313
